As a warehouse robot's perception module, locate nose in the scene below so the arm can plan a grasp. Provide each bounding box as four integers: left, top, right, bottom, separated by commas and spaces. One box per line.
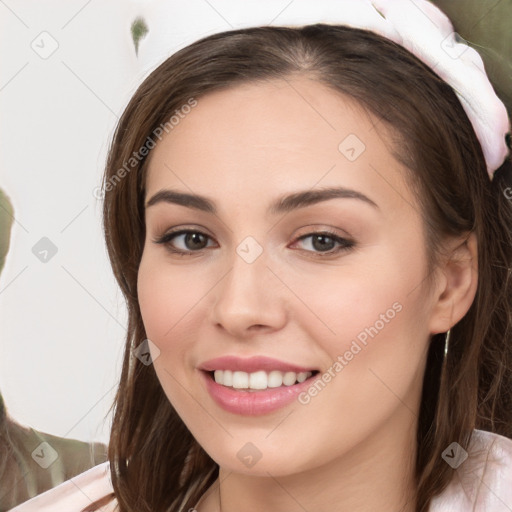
210, 246, 287, 338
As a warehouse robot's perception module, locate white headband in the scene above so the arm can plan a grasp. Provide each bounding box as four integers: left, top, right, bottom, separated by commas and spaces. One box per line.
129, 0, 511, 178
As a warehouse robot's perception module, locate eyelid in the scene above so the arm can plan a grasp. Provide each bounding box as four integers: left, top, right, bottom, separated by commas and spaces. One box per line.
293, 224, 353, 241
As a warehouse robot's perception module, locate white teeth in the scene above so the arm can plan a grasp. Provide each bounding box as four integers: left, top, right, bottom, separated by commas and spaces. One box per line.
222, 369, 233, 386
212, 370, 313, 390
267, 370, 283, 388
283, 371, 297, 386
296, 372, 309, 383
249, 370, 267, 390
232, 371, 249, 389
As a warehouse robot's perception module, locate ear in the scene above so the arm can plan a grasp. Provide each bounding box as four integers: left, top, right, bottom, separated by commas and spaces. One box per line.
428, 231, 478, 334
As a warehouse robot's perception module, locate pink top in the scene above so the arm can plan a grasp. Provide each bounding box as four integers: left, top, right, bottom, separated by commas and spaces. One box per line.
9, 429, 512, 512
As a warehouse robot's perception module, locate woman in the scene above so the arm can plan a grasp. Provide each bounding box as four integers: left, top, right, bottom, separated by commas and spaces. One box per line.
11, 1, 512, 511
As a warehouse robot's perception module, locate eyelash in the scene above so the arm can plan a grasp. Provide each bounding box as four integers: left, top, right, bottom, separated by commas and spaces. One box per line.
152, 228, 355, 258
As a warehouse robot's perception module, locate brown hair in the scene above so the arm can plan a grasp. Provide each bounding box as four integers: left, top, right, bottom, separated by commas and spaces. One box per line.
96, 24, 512, 512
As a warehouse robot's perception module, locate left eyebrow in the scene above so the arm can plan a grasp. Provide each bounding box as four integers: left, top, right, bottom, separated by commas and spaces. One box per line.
144, 186, 379, 214
268, 186, 379, 214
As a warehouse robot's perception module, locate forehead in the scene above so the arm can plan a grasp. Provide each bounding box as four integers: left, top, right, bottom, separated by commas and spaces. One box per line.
144, 77, 414, 215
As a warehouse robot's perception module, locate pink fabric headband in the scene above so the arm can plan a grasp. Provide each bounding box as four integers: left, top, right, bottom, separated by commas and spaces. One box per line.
130, 0, 511, 179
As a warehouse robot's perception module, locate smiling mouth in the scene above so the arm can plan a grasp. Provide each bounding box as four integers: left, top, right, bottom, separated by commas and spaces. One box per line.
206, 369, 320, 392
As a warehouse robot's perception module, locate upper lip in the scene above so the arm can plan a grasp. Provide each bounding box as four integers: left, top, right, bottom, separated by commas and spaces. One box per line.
198, 355, 318, 374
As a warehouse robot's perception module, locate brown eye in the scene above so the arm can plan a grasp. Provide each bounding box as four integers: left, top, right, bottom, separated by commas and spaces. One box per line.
154, 230, 214, 254
181, 232, 209, 250
311, 234, 336, 251
293, 231, 355, 256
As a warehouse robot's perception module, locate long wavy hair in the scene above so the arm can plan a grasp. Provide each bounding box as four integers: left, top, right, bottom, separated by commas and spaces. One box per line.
92, 24, 512, 512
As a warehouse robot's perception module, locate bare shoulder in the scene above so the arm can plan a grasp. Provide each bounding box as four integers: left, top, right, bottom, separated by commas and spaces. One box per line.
9, 461, 117, 512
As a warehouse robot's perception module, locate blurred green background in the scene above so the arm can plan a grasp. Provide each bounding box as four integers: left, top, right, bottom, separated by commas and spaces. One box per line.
432, 0, 512, 122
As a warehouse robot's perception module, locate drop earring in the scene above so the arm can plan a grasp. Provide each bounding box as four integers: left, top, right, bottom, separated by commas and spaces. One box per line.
444, 329, 451, 359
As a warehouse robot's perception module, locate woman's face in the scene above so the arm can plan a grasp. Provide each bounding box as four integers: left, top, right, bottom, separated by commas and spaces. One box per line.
137, 77, 443, 476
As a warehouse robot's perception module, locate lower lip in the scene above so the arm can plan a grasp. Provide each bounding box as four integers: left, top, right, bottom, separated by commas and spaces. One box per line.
199, 370, 318, 415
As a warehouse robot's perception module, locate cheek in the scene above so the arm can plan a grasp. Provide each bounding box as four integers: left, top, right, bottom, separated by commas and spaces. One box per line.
287, 243, 431, 418
136, 250, 223, 405
137, 252, 207, 419
137, 252, 204, 346
283, 242, 429, 361
282, 298, 428, 472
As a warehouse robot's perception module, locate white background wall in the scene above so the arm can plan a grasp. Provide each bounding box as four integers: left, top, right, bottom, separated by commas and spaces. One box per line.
0, 0, 142, 444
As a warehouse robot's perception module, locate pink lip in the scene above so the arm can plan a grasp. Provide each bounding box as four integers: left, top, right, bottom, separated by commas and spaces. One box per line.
198, 355, 317, 373
199, 369, 319, 416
